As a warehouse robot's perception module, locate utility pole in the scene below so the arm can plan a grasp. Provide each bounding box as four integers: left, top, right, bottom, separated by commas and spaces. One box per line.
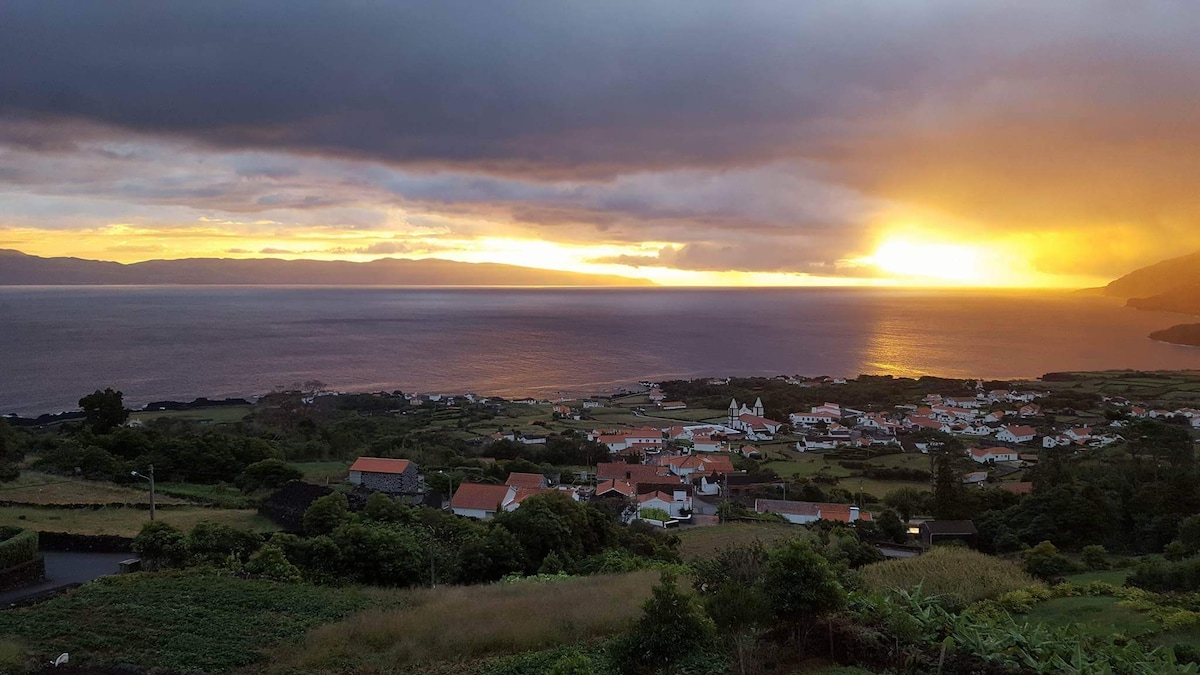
132, 464, 156, 520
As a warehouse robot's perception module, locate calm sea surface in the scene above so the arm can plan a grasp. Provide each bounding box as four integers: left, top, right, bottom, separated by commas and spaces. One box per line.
1, 286, 1198, 415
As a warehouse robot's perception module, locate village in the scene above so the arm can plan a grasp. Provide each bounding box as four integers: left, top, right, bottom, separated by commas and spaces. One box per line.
326, 373, 1200, 546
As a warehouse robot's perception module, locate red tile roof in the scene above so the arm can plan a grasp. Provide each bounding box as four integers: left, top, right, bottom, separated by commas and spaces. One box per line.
597, 462, 668, 483
1000, 482, 1034, 495
349, 457, 413, 475
451, 483, 509, 512
595, 479, 635, 497
507, 486, 551, 505
505, 472, 547, 488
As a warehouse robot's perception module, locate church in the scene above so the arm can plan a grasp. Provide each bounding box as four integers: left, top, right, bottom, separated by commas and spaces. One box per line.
727, 397, 784, 436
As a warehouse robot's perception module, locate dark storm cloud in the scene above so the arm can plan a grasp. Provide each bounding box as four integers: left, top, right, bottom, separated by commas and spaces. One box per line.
4, 1, 1200, 278
0, 1, 974, 175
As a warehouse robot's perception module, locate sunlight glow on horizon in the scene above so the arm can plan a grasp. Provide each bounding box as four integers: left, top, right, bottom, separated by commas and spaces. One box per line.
1, 223, 1112, 289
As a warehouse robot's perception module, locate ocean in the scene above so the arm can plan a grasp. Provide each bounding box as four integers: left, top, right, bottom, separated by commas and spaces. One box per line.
1, 286, 1197, 415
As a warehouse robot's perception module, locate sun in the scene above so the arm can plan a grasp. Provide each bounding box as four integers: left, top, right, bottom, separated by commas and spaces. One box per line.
862, 237, 987, 284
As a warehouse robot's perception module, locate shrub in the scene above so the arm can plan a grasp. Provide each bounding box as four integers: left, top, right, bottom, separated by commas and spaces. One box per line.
612, 571, 715, 674
1129, 557, 1200, 593
0, 527, 37, 570
639, 507, 670, 522
861, 547, 1040, 603
1022, 540, 1080, 581
237, 459, 303, 493
303, 492, 350, 535
132, 521, 189, 570
1081, 544, 1109, 570
188, 521, 262, 566
245, 544, 302, 583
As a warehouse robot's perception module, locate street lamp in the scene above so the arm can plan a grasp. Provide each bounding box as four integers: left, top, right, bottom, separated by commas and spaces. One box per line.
131, 464, 156, 521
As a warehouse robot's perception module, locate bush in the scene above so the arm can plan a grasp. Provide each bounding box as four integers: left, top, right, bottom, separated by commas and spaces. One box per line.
1022, 540, 1080, 581
303, 492, 350, 535
612, 571, 715, 674
639, 507, 670, 522
1081, 544, 1109, 571
188, 521, 263, 566
0, 527, 37, 570
132, 521, 189, 570
237, 459, 303, 492
1129, 557, 1200, 593
245, 544, 302, 583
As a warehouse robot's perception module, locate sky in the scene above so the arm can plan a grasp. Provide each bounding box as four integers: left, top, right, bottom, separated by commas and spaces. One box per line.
2, 2, 1199, 287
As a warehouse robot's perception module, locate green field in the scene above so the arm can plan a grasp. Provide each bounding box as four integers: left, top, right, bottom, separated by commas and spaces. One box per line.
0, 571, 407, 673
676, 522, 799, 561
129, 405, 254, 424
290, 461, 352, 484
0, 504, 278, 537
0, 472, 190, 506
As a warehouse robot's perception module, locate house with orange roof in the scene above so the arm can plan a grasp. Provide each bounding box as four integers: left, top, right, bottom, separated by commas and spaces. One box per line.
505, 472, 549, 489
596, 462, 672, 484
348, 457, 423, 495
691, 435, 725, 453
451, 483, 511, 519
637, 488, 692, 520
968, 447, 1018, 463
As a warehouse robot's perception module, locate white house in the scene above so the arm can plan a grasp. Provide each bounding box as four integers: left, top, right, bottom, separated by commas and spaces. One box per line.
1064, 427, 1094, 443
638, 489, 691, 519
968, 447, 1019, 463
450, 483, 511, 520
691, 435, 725, 453
996, 425, 1037, 444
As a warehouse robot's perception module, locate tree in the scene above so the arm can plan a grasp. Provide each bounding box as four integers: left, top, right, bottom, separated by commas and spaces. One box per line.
613, 571, 715, 674
133, 521, 189, 569
237, 459, 303, 492
188, 521, 262, 566
79, 388, 129, 435
876, 509, 909, 543
303, 492, 350, 535
1175, 514, 1200, 555
930, 441, 968, 520
764, 539, 846, 652
883, 487, 929, 522
692, 542, 771, 675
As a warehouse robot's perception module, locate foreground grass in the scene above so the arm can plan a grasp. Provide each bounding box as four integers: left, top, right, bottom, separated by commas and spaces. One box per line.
0, 471, 190, 506
861, 547, 1041, 603
0, 571, 408, 674
266, 572, 659, 674
0, 504, 278, 536
1023, 595, 1158, 638
677, 522, 798, 561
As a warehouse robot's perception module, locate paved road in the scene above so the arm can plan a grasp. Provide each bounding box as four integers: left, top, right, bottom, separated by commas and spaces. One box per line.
0, 552, 130, 605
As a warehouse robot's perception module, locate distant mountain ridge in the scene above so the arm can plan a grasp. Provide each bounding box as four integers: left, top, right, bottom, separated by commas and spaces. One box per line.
0, 249, 653, 287
1103, 250, 1200, 315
